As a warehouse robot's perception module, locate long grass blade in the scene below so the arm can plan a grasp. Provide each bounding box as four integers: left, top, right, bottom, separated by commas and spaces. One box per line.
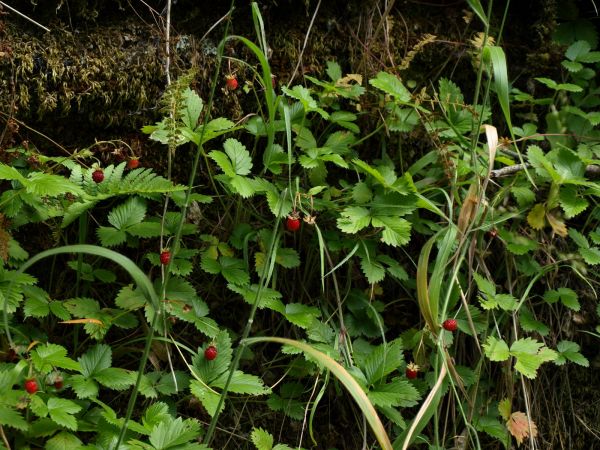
243, 336, 393, 450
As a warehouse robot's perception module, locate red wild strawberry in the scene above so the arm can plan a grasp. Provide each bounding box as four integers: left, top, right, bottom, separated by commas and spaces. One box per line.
159, 249, 171, 265
127, 158, 140, 169
204, 345, 218, 361
54, 378, 64, 390
442, 318, 458, 332
286, 214, 301, 232
24, 379, 38, 394
92, 169, 104, 183
405, 362, 419, 380
225, 75, 238, 90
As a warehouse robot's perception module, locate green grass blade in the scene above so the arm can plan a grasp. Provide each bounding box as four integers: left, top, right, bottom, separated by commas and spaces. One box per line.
485, 45, 511, 129
243, 336, 393, 450
466, 0, 488, 27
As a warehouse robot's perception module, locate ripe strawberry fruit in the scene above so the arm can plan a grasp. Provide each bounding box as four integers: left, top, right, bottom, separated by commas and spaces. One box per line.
54, 378, 64, 390
225, 75, 238, 90
24, 379, 38, 394
442, 318, 458, 332
204, 345, 218, 361
127, 158, 140, 169
159, 249, 171, 265
286, 214, 301, 232
92, 169, 104, 183
405, 362, 419, 380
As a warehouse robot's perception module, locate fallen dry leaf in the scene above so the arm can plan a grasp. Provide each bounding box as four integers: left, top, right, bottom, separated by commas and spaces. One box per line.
507, 411, 538, 446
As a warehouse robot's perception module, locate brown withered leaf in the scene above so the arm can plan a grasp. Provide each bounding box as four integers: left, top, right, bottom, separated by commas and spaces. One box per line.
506, 411, 538, 446
546, 211, 568, 237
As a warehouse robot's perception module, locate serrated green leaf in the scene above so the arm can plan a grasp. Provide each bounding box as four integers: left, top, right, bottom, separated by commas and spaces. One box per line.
69, 374, 99, 399
555, 340, 589, 367
519, 307, 549, 336
44, 431, 84, 450
511, 186, 536, 207
510, 337, 557, 379
337, 206, 371, 233
95, 367, 134, 390
368, 377, 420, 408
78, 344, 112, 377
363, 339, 403, 384
580, 247, 600, 265
148, 416, 202, 449
30, 343, 80, 374
566, 40, 591, 61
559, 186, 588, 218
224, 138, 253, 176
544, 287, 579, 310
209, 150, 235, 177
47, 398, 81, 431
473, 272, 496, 297
107, 197, 147, 229
483, 336, 510, 362
251, 427, 274, 450
189, 380, 224, 417
562, 60, 583, 72
0, 406, 28, 430
284, 303, 320, 329
97, 227, 128, 247
372, 216, 412, 247
359, 256, 386, 284
192, 330, 233, 384
369, 72, 411, 102
213, 370, 270, 395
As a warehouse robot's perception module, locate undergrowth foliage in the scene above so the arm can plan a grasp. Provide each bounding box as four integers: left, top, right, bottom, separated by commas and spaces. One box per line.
0, 1, 599, 449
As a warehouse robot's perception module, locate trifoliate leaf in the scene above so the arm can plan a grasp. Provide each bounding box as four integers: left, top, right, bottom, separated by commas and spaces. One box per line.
555, 340, 589, 367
